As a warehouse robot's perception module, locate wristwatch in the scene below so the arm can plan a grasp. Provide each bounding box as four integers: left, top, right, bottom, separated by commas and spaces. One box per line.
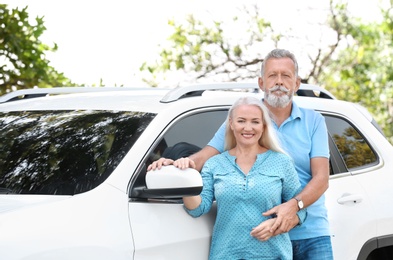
294, 196, 304, 210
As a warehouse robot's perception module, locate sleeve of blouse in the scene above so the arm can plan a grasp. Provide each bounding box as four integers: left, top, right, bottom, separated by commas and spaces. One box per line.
281, 155, 307, 224
183, 159, 215, 217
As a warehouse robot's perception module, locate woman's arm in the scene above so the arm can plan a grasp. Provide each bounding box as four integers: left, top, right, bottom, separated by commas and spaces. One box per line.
183, 195, 202, 210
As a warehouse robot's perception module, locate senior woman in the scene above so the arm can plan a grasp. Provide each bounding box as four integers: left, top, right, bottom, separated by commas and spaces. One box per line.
182, 96, 306, 260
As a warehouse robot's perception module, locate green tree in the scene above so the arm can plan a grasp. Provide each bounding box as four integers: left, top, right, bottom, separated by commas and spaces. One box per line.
0, 4, 74, 95
317, 0, 393, 143
139, 4, 341, 86
140, 1, 393, 144
140, 6, 281, 87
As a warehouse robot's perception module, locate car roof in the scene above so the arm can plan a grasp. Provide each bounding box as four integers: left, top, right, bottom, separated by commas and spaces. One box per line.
0, 82, 379, 134
0, 82, 336, 110
0, 82, 372, 123
0, 89, 169, 112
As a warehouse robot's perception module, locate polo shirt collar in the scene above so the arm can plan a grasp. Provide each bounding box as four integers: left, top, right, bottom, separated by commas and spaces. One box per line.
290, 101, 302, 120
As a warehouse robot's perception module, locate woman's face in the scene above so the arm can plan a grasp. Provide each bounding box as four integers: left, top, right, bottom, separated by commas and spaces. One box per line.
229, 104, 264, 147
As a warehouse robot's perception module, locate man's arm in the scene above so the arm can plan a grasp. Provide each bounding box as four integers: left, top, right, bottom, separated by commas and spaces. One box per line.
147, 146, 219, 171
263, 157, 329, 235
175, 146, 219, 171
297, 157, 330, 208
148, 121, 225, 171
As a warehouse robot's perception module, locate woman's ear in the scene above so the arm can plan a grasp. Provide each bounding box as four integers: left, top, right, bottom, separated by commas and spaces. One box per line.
258, 77, 265, 92
229, 118, 234, 130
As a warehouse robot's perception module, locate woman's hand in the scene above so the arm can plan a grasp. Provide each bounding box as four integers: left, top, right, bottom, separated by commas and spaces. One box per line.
262, 199, 299, 235
147, 157, 196, 171
250, 218, 276, 241
147, 157, 174, 171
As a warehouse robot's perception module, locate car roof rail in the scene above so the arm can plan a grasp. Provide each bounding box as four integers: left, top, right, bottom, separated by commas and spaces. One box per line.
0, 87, 150, 103
160, 82, 335, 103
0, 83, 336, 104
160, 83, 260, 103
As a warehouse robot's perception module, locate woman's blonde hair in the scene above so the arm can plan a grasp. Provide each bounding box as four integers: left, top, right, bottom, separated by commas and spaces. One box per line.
224, 96, 286, 154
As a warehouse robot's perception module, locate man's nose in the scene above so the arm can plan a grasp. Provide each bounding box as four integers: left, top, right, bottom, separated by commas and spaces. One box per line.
276, 75, 284, 85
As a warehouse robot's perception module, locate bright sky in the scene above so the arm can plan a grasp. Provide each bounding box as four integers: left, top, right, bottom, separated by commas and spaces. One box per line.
3, 0, 385, 87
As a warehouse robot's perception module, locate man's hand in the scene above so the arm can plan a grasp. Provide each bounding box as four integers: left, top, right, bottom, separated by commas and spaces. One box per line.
250, 218, 276, 241
262, 199, 299, 236
147, 158, 174, 171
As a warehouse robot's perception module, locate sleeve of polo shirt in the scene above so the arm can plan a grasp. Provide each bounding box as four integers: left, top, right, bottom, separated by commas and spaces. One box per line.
207, 121, 226, 153
311, 113, 330, 159
281, 155, 307, 225
183, 159, 215, 217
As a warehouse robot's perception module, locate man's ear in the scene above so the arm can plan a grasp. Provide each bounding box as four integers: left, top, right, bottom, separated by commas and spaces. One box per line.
258, 77, 265, 92
295, 76, 301, 92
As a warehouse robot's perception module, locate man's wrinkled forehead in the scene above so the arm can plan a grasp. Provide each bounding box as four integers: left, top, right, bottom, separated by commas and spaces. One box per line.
264, 58, 297, 75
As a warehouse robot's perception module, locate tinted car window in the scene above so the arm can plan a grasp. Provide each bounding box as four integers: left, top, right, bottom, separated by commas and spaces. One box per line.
145, 109, 229, 166
324, 115, 378, 170
131, 109, 228, 200
0, 110, 155, 195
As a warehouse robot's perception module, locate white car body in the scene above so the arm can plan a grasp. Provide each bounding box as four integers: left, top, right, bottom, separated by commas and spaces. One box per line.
0, 83, 392, 260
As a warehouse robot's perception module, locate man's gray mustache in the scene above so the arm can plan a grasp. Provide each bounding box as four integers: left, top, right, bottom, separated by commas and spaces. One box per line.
270, 85, 290, 93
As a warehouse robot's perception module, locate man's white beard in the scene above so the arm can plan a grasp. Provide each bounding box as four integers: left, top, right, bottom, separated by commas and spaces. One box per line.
265, 85, 293, 108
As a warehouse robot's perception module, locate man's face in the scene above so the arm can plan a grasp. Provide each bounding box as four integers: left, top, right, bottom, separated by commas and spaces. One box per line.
259, 57, 300, 108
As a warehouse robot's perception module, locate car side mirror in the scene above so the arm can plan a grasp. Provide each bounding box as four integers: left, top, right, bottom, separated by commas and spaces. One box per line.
132, 165, 202, 199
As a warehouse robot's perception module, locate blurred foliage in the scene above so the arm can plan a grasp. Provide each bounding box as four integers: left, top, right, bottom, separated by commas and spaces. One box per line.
140, 6, 279, 86
140, 0, 393, 144
139, 3, 340, 86
318, 0, 393, 144
0, 4, 75, 95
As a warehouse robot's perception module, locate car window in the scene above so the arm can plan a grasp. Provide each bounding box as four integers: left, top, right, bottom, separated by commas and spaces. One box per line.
131, 109, 228, 200
0, 110, 155, 195
145, 109, 229, 168
163, 110, 228, 148
324, 115, 378, 171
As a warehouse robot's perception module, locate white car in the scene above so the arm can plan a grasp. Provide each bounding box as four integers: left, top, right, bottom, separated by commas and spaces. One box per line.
0, 83, 392, 260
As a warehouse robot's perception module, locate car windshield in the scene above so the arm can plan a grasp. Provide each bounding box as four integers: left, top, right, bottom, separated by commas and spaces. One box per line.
0, 110, 155, 195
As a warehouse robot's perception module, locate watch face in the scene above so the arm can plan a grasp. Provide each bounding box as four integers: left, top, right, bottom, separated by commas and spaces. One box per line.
298, 200, 304, 209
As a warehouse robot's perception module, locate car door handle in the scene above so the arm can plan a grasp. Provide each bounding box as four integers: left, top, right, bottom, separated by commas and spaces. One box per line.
337, 194, 363, 205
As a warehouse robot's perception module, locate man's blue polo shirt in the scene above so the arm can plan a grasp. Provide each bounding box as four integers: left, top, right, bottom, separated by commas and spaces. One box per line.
207, 101, 330, 240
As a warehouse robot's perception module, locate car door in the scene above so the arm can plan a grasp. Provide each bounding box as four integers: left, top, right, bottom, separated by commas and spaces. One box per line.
128, 108, 228, 259
323, 114, 378, 260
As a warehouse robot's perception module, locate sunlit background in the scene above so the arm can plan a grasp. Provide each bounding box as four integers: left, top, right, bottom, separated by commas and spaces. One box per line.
2, 0, 385, 87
